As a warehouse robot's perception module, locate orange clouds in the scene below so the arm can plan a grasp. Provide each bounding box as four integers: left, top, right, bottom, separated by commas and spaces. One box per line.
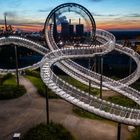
0, 24, 43, 32
13, 25, 43, 32
0, 20, 140, 32
96, 19, 140, 30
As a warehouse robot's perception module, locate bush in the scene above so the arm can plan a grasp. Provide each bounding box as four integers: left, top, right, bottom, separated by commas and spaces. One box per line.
0, 75, 3, 85
0, 85, 26, 100
25, 70, 40, 78
130, 126, 140, 140
0, 73, 14, 85
22, 122, 75, 140
3, 74, 16, 85
2, 73, 13, 81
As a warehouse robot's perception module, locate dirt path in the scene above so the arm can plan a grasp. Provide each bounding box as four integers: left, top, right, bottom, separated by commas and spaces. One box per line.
103, 90, 119, 97
0, 77, 132, 140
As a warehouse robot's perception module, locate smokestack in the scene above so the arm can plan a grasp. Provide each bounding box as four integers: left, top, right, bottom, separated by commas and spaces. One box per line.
4, 14, 7, 31
69, 19, 71, 24
79, 18, 81, 24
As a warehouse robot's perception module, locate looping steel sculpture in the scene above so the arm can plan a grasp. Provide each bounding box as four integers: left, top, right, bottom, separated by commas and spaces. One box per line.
0, 3, 140, 126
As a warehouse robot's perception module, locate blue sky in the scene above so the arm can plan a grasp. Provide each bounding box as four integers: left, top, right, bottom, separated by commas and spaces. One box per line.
0, 0, 140, 31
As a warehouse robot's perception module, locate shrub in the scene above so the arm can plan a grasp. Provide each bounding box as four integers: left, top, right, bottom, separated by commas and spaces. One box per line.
25, 70, 40, 78
22, 122, 75, 140
130, 126, 140, 140
2, 73, 13, 81
0, 75, 3, 85
0, 85, 26, 100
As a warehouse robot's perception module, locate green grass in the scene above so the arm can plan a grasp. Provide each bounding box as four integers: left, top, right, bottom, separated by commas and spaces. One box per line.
22, 122, 75, 140
25, 75, 59, 98
0, 73, 26, 100
73, 106, 104, 120
3, 76, 16, 85
0, 85, 26, 100
107, 95, 139, 108
25, 70, 99, 98
110, 76, 120, 81
26, 75, 45, 95
0, 73, 16, 85
59, 75, 99, 96
25, 69, 40, 78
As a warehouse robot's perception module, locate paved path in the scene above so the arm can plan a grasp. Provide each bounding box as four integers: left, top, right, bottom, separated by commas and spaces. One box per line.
0, 77, 131, 140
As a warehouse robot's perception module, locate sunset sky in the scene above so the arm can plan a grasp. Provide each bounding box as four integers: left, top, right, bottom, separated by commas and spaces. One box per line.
0, 0, 140, 32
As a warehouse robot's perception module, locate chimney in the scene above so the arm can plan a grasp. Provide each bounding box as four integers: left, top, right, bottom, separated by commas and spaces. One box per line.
79, 18, 81, 24
4, 14, 7, 31
69, 19, 71, 24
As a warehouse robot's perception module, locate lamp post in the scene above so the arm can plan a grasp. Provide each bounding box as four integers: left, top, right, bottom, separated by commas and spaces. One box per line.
88, 58, 91, 96
88, 36, 97, 95
14, 45, 19, 87
45, 86, 49, 125
117, 123, 121, 140
100, 55, 103, 99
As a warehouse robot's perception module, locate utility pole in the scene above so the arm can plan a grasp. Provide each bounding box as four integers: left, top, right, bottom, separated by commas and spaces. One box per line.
4, 14, 8, 32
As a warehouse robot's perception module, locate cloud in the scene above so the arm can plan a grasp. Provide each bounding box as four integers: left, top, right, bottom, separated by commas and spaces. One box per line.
55, 13, 69, 24
38, 7, 53, 13
38, 9, 69, 24
0, 16, 44, 26
4, 11, 17, 18
126, 13, 140, 17
38, 9, 49, 12
92, 12, 119, 17
89, 0, 104, 2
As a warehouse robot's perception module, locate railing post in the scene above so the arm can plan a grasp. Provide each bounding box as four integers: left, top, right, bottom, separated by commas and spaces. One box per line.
46, 86, 49, 125
14, 45, 19, 87
117, 123, 121, 140
88, 58, 91, 96
100, 55, 103, 99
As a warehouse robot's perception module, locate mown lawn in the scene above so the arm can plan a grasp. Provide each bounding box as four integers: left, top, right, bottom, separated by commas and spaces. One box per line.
106, 95, 139, 108
25, 75, 59, 98
59, 75, 99, 96
0, 73, 26, 100
3, 76, 16, 85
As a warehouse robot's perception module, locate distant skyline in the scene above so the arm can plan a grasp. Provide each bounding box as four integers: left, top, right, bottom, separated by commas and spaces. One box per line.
0, 0, 140, 31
